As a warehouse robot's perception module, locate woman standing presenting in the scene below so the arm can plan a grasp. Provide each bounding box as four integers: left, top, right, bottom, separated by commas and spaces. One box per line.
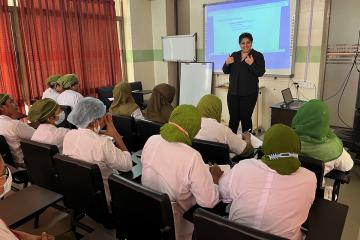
223, 32, 265, 133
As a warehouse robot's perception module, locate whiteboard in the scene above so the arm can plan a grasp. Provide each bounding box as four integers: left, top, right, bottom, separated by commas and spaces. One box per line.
162, 34, 197, 62
179, 62, 213, 105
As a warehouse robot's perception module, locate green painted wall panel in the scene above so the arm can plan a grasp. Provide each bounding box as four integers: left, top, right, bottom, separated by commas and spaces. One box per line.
125, 46, 322, 63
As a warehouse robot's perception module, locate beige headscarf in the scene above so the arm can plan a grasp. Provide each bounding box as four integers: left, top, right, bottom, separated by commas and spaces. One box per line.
109, 82, 139, 116
145, 83, 175, 123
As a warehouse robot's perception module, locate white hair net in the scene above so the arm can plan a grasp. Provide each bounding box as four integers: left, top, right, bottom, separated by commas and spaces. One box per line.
67, 97, 106, 128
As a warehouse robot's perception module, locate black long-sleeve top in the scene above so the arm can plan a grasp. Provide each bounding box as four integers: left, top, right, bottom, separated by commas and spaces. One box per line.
222, 49, 265, 96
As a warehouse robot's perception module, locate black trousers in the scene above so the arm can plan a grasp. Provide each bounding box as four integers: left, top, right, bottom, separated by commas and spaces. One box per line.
227, 92, 258, 134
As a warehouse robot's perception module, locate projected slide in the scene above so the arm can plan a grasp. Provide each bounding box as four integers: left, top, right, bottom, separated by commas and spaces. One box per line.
205, 0, 297, 75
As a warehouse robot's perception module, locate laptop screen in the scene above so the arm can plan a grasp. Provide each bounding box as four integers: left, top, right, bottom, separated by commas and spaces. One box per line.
281, 88, 293, 104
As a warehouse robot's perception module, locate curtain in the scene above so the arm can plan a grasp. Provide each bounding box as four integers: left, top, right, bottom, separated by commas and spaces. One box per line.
18, 0, 122, 99
0, 0, 24, 108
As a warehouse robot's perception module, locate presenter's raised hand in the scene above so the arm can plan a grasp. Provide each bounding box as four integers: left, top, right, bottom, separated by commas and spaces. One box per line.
245, 54, 254, 65
225, 55, 234, 65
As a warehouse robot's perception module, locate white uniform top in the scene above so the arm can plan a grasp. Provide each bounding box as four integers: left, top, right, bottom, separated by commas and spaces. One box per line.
0, 115, 35, 164
42, 88, 59, 101
219, 159, 316, 240
141, 135, 219, 240
131, 108, 145, 120
31, 124, 69, 153
323, 149, 353, 175
63, 128, 132, 206
195, 118, 248, 155
56, 90, 83, 110
0, 219, 18, 240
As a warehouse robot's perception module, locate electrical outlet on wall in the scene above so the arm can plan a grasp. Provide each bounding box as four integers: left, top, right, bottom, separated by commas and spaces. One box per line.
293, 80, 314, 89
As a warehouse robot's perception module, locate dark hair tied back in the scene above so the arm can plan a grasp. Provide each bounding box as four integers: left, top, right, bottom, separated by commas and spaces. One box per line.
239, 32, 253, 44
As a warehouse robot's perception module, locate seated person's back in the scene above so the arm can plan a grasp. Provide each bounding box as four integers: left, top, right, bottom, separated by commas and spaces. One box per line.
56, 74, 83, 110
42, 74, 61, 101
63, 97, 132, 206
141, 105, 222, 240
195, 94, 256, 156
109, 82, 144, 119
29, 98, 69, 152
292, 99, 353, 175
219, 124, 316, 240
0, 94, 35, 166
144, 83, 175, 123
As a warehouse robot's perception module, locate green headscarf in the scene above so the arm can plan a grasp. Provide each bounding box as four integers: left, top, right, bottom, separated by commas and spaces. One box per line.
145, 83, 175, 123
261, 124, 301, 175
196, 94, 222, 123
160, 105, 201, 145
291, 99, 343, 162
0, 94, 9, 105
28, 99, 59, 123
46, 74, 61, 87
109, 82, 139, 116
57, 74, 79, 89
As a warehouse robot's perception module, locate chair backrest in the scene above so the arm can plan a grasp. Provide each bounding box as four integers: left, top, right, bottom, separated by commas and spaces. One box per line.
0, 135, 15, 166
57, 105, 76, 129
193, 208, 287, 240
53, 154, 110, 225
299, 155, 325, 197
192, 139, 231, 165
112, 115, 139, 152
20, 139, 61, 193
129, 81, 144, 106
97, 86, 114, 110
108, 174, 175, 240
135, 119, 163, 149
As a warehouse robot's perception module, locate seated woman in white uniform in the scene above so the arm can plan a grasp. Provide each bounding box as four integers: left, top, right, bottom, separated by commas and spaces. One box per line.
28, 99, 69, 153
141, 105, 223, 240
195, 94, 256, 157
63, 97, 132, 207
219, 124, 316, 240
56, 74, 83, 110
109, 82, 144, 119
42, 74, 61, 101
291, 99, 353, 175
0, 94, 35, 167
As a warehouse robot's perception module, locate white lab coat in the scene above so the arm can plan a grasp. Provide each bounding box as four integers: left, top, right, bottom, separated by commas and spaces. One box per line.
63, 128, 132, 206
323, 149, 354, 175
219, 159, 316, 240
0, 115, 35, 164
195, 118, 248, 155
42, 88, 59, 101
56, 89, 83, 110
31, 124, 69, 153
141, 135, 219, 240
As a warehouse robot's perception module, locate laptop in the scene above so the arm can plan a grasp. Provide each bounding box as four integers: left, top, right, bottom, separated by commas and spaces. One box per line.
281, 88, 304, 109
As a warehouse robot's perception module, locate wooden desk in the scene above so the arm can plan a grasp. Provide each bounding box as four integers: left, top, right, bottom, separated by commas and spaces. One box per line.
0, 185, 63, 228
305, 198, 348, 240
270, 103, 298, 126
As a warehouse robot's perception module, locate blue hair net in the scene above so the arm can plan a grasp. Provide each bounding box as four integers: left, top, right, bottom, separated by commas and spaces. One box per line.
67, 97, 106, 128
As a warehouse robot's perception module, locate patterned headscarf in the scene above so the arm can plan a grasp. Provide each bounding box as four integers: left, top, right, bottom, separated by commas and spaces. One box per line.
261, 124, 301, 175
